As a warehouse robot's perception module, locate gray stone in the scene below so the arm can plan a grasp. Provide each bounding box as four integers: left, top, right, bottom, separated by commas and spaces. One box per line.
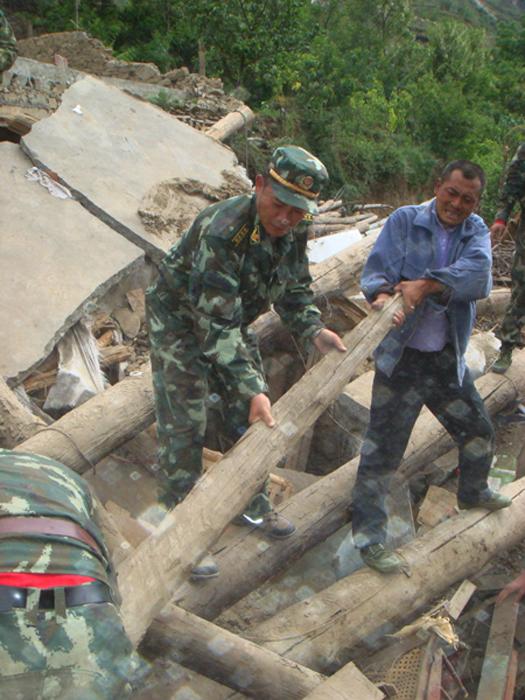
0, 143, 144, 382
21, 76, 247, 260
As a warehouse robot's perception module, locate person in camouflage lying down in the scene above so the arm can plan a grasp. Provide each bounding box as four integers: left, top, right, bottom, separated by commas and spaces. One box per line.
0, 9, 17, 73
146, 145, 347, 579
0, 449, 148, 699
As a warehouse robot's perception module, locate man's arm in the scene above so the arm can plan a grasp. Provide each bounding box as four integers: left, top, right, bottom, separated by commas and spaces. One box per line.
496, 570, 525, 604
491, 143, 525, 242
0, 10, 17, 73
273, 232, 346, 353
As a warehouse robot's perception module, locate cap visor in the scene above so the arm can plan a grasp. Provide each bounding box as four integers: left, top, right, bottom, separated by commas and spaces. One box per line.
270, 180, 318, 215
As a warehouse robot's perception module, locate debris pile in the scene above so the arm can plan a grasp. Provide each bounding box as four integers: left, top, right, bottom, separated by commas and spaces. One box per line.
1, 36, 525, 700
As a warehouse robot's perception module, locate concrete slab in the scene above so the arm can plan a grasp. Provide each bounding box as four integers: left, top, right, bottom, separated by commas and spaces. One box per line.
0, 143, 144, 382
21, 75, 247, 259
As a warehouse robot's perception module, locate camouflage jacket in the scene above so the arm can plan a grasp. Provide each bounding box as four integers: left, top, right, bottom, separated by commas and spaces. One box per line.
495, 143, 525, 223
150, 193, 324, 397
0, 449, 111, 584
0, 10, 16, 73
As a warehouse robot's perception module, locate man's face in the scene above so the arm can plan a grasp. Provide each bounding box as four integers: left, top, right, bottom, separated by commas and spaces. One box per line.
433, 170, 482, 227
255, 175, 306, 237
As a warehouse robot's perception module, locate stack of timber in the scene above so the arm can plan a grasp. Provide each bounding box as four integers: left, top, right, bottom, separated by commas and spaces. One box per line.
3, 191, 525, 696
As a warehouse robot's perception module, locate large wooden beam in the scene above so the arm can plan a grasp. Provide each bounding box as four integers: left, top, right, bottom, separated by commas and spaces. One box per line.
0, 377, 44, 448
14, 365, 155, 472
243, 478, 525, 673
170, 354, 525, 620
116, 296, 405, 645
141, 604, 325, 699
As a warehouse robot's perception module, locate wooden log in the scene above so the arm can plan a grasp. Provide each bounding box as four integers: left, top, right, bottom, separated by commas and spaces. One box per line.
116, 296, 405, 645
477, 594, 520, 700
14, 365, 155, 472
476, 287, 511, 318
301, 661, 384, 699
141, 604, 325, 699
0, 376, 44, 448
205, 105, 255, 142
313, 214, 370, 225
170, 354, 525, 621
242, 477, 525, 673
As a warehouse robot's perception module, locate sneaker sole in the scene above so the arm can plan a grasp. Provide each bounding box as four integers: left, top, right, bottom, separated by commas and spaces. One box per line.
190, 570, 220, 581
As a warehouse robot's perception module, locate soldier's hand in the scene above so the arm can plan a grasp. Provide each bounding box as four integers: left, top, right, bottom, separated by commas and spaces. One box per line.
313, 329, 347, 354
490, 221, 506, 245
249, 393, 275, 428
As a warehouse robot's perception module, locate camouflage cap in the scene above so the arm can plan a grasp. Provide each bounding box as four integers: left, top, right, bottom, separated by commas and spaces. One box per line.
267, 145, 328, 214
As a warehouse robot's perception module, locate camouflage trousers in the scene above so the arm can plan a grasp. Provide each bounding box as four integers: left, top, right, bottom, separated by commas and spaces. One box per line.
498, 226, 525, 350
0, 599, 148, 699
147, 295, 271, 517
352, 345, 495, 549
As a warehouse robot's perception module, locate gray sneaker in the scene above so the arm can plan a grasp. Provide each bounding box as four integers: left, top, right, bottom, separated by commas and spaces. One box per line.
236, 510, 296, 539
360, 544, 403, 574
190, 553, 219, 580
457, 489, 512, 512
492, 348, 512, 374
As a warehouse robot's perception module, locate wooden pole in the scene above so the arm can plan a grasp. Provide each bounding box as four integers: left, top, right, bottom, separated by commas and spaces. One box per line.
0, 377, 44, 448
244, 478, 525, 673
14, 365, 155, 472
205, 105, 254, 142
141, 604, 325, 699
170, 353, 525, 621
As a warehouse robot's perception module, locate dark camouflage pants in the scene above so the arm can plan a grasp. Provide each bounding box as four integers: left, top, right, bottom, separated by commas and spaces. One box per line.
147, 294, 271, 517
0, 599, 147, 699
352, 345, 495, 549
499, 224, 525, 350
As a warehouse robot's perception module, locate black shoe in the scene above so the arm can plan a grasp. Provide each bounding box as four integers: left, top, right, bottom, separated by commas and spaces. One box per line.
190, 553, 219, 580
458, 489, 512, 512
235, 510, 296, 539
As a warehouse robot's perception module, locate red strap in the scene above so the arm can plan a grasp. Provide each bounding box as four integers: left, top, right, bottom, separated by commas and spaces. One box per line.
493, 219, 507, 227
0, 572, 96, 589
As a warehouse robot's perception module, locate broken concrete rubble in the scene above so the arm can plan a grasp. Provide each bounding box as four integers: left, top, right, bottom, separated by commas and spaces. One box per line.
0, 142, 144, 383
21, 75, 248, 259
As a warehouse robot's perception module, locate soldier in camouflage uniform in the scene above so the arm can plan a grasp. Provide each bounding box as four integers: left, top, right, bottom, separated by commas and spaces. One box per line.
491, 143, 525, 373
0, 449, 147, 699
0, 8, 17, 73
146, 146, 346, 578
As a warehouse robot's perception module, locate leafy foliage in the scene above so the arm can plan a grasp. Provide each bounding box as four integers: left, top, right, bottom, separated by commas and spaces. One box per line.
12, 0, 525, 215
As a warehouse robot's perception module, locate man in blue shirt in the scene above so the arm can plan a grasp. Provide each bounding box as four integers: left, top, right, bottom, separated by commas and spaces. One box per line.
352, 160, 512, 574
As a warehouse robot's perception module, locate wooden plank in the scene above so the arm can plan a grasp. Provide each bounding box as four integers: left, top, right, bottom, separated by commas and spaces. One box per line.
477, 594, 520, 700
417, 485, 458, 529
446, 579, 477, 620
301, 662, 384, 699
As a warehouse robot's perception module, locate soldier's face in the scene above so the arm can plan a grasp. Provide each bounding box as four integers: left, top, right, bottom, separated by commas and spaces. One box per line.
434, 170, 482, 227
255, 176, 305, 237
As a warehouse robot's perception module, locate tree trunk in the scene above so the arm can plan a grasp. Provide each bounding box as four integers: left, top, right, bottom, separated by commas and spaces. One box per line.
141, 604, 325, 699
14, 365, 155, 472
0, 376, 44, 448
116, 296, 405, 645
244, 477, 525, 673
170, 352, 525, 621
